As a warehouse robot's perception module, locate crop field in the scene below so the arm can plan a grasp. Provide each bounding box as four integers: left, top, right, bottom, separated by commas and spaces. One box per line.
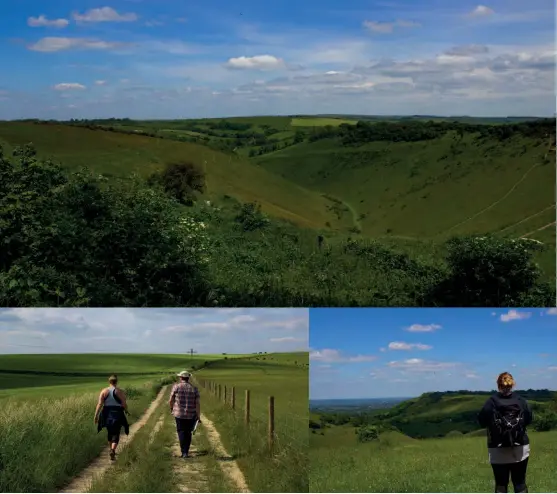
310, 428, 557, 493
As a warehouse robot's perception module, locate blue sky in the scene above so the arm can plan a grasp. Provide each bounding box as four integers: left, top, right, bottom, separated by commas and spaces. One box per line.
0, 0, 553, 119
0, 308, 308, 354
310, 308, 557, 400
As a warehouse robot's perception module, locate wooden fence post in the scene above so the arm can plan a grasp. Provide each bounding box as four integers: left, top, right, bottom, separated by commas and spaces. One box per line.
232, 386, 236, 410
224, 385, 227, 403
268, 396, 275, 452
245, 390, 250, 425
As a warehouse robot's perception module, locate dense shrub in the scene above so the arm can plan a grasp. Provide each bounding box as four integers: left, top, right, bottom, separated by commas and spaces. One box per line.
0, 145, 212, 306
428, 236, 554, 307
148, 161, 205, 206
533, 410, 557, 432
357, 425, 379, 443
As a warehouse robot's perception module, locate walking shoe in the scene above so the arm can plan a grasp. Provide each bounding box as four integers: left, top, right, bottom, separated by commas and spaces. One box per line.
181, 453, 189, 458
110, 450, 116, 461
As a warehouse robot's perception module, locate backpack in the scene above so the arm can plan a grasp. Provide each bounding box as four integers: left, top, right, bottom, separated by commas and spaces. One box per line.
490, 399, 526, 448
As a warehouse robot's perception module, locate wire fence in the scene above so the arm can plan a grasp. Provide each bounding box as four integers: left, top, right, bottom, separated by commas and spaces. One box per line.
195, 378, 307, 452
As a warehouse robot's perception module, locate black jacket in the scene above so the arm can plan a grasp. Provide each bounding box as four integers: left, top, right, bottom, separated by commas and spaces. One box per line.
478, 392, 532, 448
97, 406, 129, 435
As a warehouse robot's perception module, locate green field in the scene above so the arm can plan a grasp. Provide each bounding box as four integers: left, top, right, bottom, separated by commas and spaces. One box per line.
310, 428, 557, 492
291, 117, 357, 127
0, 352, 308, 492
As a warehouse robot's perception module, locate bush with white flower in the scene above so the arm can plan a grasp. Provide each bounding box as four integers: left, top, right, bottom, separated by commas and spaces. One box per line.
176, 215, 211, 265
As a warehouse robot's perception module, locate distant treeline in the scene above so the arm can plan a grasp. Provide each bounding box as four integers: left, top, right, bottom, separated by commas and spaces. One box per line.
307, 118, 556, 145
312, 389, 557, 438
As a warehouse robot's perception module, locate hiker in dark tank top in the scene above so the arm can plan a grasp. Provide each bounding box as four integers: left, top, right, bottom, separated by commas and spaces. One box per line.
478, 372, 533, 493
94, 374, 130, 462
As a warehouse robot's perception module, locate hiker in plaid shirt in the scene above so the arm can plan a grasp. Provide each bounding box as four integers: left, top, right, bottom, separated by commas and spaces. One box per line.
169, 371, 201, 458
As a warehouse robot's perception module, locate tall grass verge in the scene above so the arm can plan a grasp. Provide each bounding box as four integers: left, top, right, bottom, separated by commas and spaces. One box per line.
0, 381, 161, 492
201, 390, 308, 493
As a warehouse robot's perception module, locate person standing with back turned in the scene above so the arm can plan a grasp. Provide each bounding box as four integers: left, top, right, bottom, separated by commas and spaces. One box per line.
169, 371, 201, 459
478, 372, 533, 493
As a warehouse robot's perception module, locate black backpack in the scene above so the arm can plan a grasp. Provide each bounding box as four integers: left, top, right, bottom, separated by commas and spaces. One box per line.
490, 399, 526, 447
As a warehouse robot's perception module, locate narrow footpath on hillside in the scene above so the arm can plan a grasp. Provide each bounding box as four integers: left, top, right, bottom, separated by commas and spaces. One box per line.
60, 386, 169, 493
59, 385, 250, 493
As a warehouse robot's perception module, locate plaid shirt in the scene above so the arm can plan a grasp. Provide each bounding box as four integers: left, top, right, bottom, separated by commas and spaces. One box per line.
170, 382, 199, 419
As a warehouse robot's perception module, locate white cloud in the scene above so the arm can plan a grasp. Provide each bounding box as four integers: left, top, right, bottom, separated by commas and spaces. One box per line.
546, 308, 557, 315
225, 55, 286, 70
465, 373, 480, 378
28, 37, 129, 52
388, 358, 459, 372
388, 341, 432, 351
380, 347, 386, 352
548, 367, 557, 371
469, 5, 495, 17
405, 324, 442, 332
95, 80, 107, 86
310, 348, 377, 363
72, 7, 138, 23
500, 310, 531, 322
28, 15, 69, 28
0, 308, 308, 354
53, 83, 86, 91
363, 19, 421, 34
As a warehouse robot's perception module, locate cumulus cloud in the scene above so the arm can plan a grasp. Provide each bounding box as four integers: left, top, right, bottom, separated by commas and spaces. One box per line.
405, 324, 442, 332
388, 341, 432, 351
72, 7, 138, 23
500, 310, 531, 322
28, 15, 69, 28
225, 55, 286, 70
310, 348, 377, 363
469, 5, 495, 17
28, 37, 129, 52
363, 19, 421, 34
53, 83, 86, 91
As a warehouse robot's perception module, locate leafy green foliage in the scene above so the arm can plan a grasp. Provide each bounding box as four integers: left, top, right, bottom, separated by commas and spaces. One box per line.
357, 425, 379, 443
148, 161, 205, 206
533, 410, 557, 432
234, 202, 270, 231
0, 145, 212, 306
428, 236, 554, 307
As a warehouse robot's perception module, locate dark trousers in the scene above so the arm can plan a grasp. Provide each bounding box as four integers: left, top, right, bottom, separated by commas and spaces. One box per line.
175, 417, 196, 455
492, 457, 529, 493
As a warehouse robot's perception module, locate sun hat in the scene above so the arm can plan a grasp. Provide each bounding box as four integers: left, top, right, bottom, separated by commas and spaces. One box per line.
177, 370, 192, 378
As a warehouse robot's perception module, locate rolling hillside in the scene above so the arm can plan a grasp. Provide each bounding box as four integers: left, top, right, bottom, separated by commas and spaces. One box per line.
255, 132, 555, 240
0, 121, 348, 230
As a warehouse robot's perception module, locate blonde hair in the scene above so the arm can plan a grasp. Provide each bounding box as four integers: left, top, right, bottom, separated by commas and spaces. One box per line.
108, 374, 118, 385
497, 372, 515, 390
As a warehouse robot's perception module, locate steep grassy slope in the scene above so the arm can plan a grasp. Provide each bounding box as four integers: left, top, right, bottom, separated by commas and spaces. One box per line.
256, 133, 555, 239
0, 122, 348, 230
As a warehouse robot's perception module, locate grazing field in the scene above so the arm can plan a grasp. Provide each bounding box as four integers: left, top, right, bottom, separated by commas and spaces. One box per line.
310, 428, 557, 493
0, 352, 307, 492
